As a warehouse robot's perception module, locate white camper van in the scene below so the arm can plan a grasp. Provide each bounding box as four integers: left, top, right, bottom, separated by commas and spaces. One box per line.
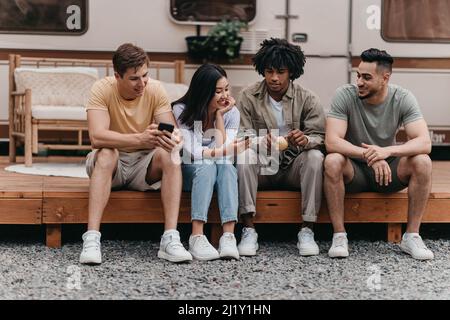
0, 0, 449, 146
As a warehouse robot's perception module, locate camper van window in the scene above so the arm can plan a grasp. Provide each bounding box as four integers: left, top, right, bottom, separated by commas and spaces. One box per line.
170, 0, 256, 23
382, 0, 450, 42
0, 0, 88, 35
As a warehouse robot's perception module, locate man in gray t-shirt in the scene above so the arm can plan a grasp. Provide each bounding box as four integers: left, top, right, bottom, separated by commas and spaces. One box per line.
328, 83, 422, 159
324, 48, 434, 261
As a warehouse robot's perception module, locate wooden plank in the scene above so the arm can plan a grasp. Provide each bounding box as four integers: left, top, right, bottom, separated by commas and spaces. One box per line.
24, 89, 32, 167
43, 197, 194, 223
0, 190, 42, 199
46, 224, 62, 248
8, 55, 16, 163
44, 145, 91, 151
254, 198, 450, 223
387, 223, 402, 243
0, 167, 43, 198
42, 196, 228, 224
42, 196, 450, 225
41, 189, 450, 200
0, 199, 41, 224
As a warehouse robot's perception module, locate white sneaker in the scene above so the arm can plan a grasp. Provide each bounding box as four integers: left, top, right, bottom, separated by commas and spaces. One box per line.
297, 227, 319, 256
158, 230, 193, 263
79, 230, 102, 264
219, 233, 240, 260
328, 232, 349, 258
238, 227, 258, 256
400, 233, 434, 260
188, 234, 220, 261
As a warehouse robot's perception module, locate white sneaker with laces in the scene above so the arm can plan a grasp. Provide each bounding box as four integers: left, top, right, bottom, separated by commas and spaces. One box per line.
328, 232, 349, 258
237, 227, 259, 256
400, 233, 434, 260
79, 230, 102, 264
297, 227, 319, 256
219, 233, 240, 260
158, 230, 193, 263
188, 234, 220, 261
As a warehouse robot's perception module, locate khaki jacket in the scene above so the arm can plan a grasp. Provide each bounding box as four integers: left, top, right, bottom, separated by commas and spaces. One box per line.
237, 80, 325, 168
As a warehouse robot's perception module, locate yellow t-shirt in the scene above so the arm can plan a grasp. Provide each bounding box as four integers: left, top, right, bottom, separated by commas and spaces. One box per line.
86, 76, 171, 152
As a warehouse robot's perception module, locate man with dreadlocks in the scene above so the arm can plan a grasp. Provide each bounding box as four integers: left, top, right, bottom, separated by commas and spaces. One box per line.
235, 38, 325, 256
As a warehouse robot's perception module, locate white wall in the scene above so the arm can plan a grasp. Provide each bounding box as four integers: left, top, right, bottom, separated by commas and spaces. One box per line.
290, 0, 349, 56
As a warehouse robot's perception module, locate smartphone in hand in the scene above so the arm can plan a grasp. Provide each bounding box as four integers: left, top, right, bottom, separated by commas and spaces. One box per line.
157, 122, 174, 133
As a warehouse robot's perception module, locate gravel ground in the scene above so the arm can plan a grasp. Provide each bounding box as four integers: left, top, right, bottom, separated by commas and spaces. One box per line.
0, 225, 449, 300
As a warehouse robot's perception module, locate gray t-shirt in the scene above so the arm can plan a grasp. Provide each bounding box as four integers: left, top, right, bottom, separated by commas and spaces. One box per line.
328, 84, 423, 160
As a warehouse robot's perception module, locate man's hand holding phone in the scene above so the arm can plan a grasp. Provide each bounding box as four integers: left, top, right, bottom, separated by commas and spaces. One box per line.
156, 122, 183, 153
140, 123, 160, 149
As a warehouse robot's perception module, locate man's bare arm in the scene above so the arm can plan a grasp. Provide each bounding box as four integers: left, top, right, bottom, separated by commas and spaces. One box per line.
87, 110, 149, 149
385, 119, 431, 157
154, 111, 178, 128
325, 117, 366, 159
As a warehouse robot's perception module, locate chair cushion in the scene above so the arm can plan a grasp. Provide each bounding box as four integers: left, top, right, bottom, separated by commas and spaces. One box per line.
160, 81, 188, 102
32, 105, 87, 120
14, 67, 98, 107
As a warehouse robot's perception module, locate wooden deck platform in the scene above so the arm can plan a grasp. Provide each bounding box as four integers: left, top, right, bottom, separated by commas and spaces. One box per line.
1, 157, 450, 248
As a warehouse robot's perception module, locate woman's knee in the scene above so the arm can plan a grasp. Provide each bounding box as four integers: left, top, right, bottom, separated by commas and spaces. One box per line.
193, 164, 217, 184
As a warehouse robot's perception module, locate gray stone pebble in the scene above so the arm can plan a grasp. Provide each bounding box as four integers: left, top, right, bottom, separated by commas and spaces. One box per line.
0, 239, 449, 300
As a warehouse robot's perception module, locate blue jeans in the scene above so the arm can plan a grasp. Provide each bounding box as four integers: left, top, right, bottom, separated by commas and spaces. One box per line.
182, 162, 238, 224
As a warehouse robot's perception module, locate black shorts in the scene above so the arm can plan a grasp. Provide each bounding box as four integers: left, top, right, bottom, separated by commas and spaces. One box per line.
345, 157, 408, 193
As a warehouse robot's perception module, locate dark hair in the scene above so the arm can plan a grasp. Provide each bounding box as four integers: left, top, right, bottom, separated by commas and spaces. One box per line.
112, 43, 149, 77
360, 48, 393, 73
252, 38, 306, 80
172, 64, 227, 129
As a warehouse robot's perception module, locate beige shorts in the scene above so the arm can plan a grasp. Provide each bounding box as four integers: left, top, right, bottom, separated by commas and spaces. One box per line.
86, 149, 161, 191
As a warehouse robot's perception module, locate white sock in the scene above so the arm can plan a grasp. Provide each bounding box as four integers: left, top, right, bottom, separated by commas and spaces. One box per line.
333, 232, 347, 238
222, 232, 234, 237
403, 232, 419, 239
163, 229, 178, 237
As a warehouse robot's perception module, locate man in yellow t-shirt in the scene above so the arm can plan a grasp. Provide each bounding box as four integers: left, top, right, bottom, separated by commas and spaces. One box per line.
79, 43, 192, 264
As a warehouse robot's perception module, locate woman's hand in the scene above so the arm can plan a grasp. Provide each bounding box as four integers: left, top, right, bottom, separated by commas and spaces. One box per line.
216, 96, 235, 118
219, 138, 250, 157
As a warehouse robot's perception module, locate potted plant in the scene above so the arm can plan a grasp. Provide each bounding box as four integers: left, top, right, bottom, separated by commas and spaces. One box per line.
185, 35, 209, 61
186, 20, 247, 62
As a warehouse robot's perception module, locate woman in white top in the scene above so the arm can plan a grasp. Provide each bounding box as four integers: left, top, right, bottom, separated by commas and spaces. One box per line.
172, 64, 249, 261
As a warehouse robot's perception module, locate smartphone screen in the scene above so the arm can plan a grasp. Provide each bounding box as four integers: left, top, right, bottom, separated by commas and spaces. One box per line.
158, 122, 174, 133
